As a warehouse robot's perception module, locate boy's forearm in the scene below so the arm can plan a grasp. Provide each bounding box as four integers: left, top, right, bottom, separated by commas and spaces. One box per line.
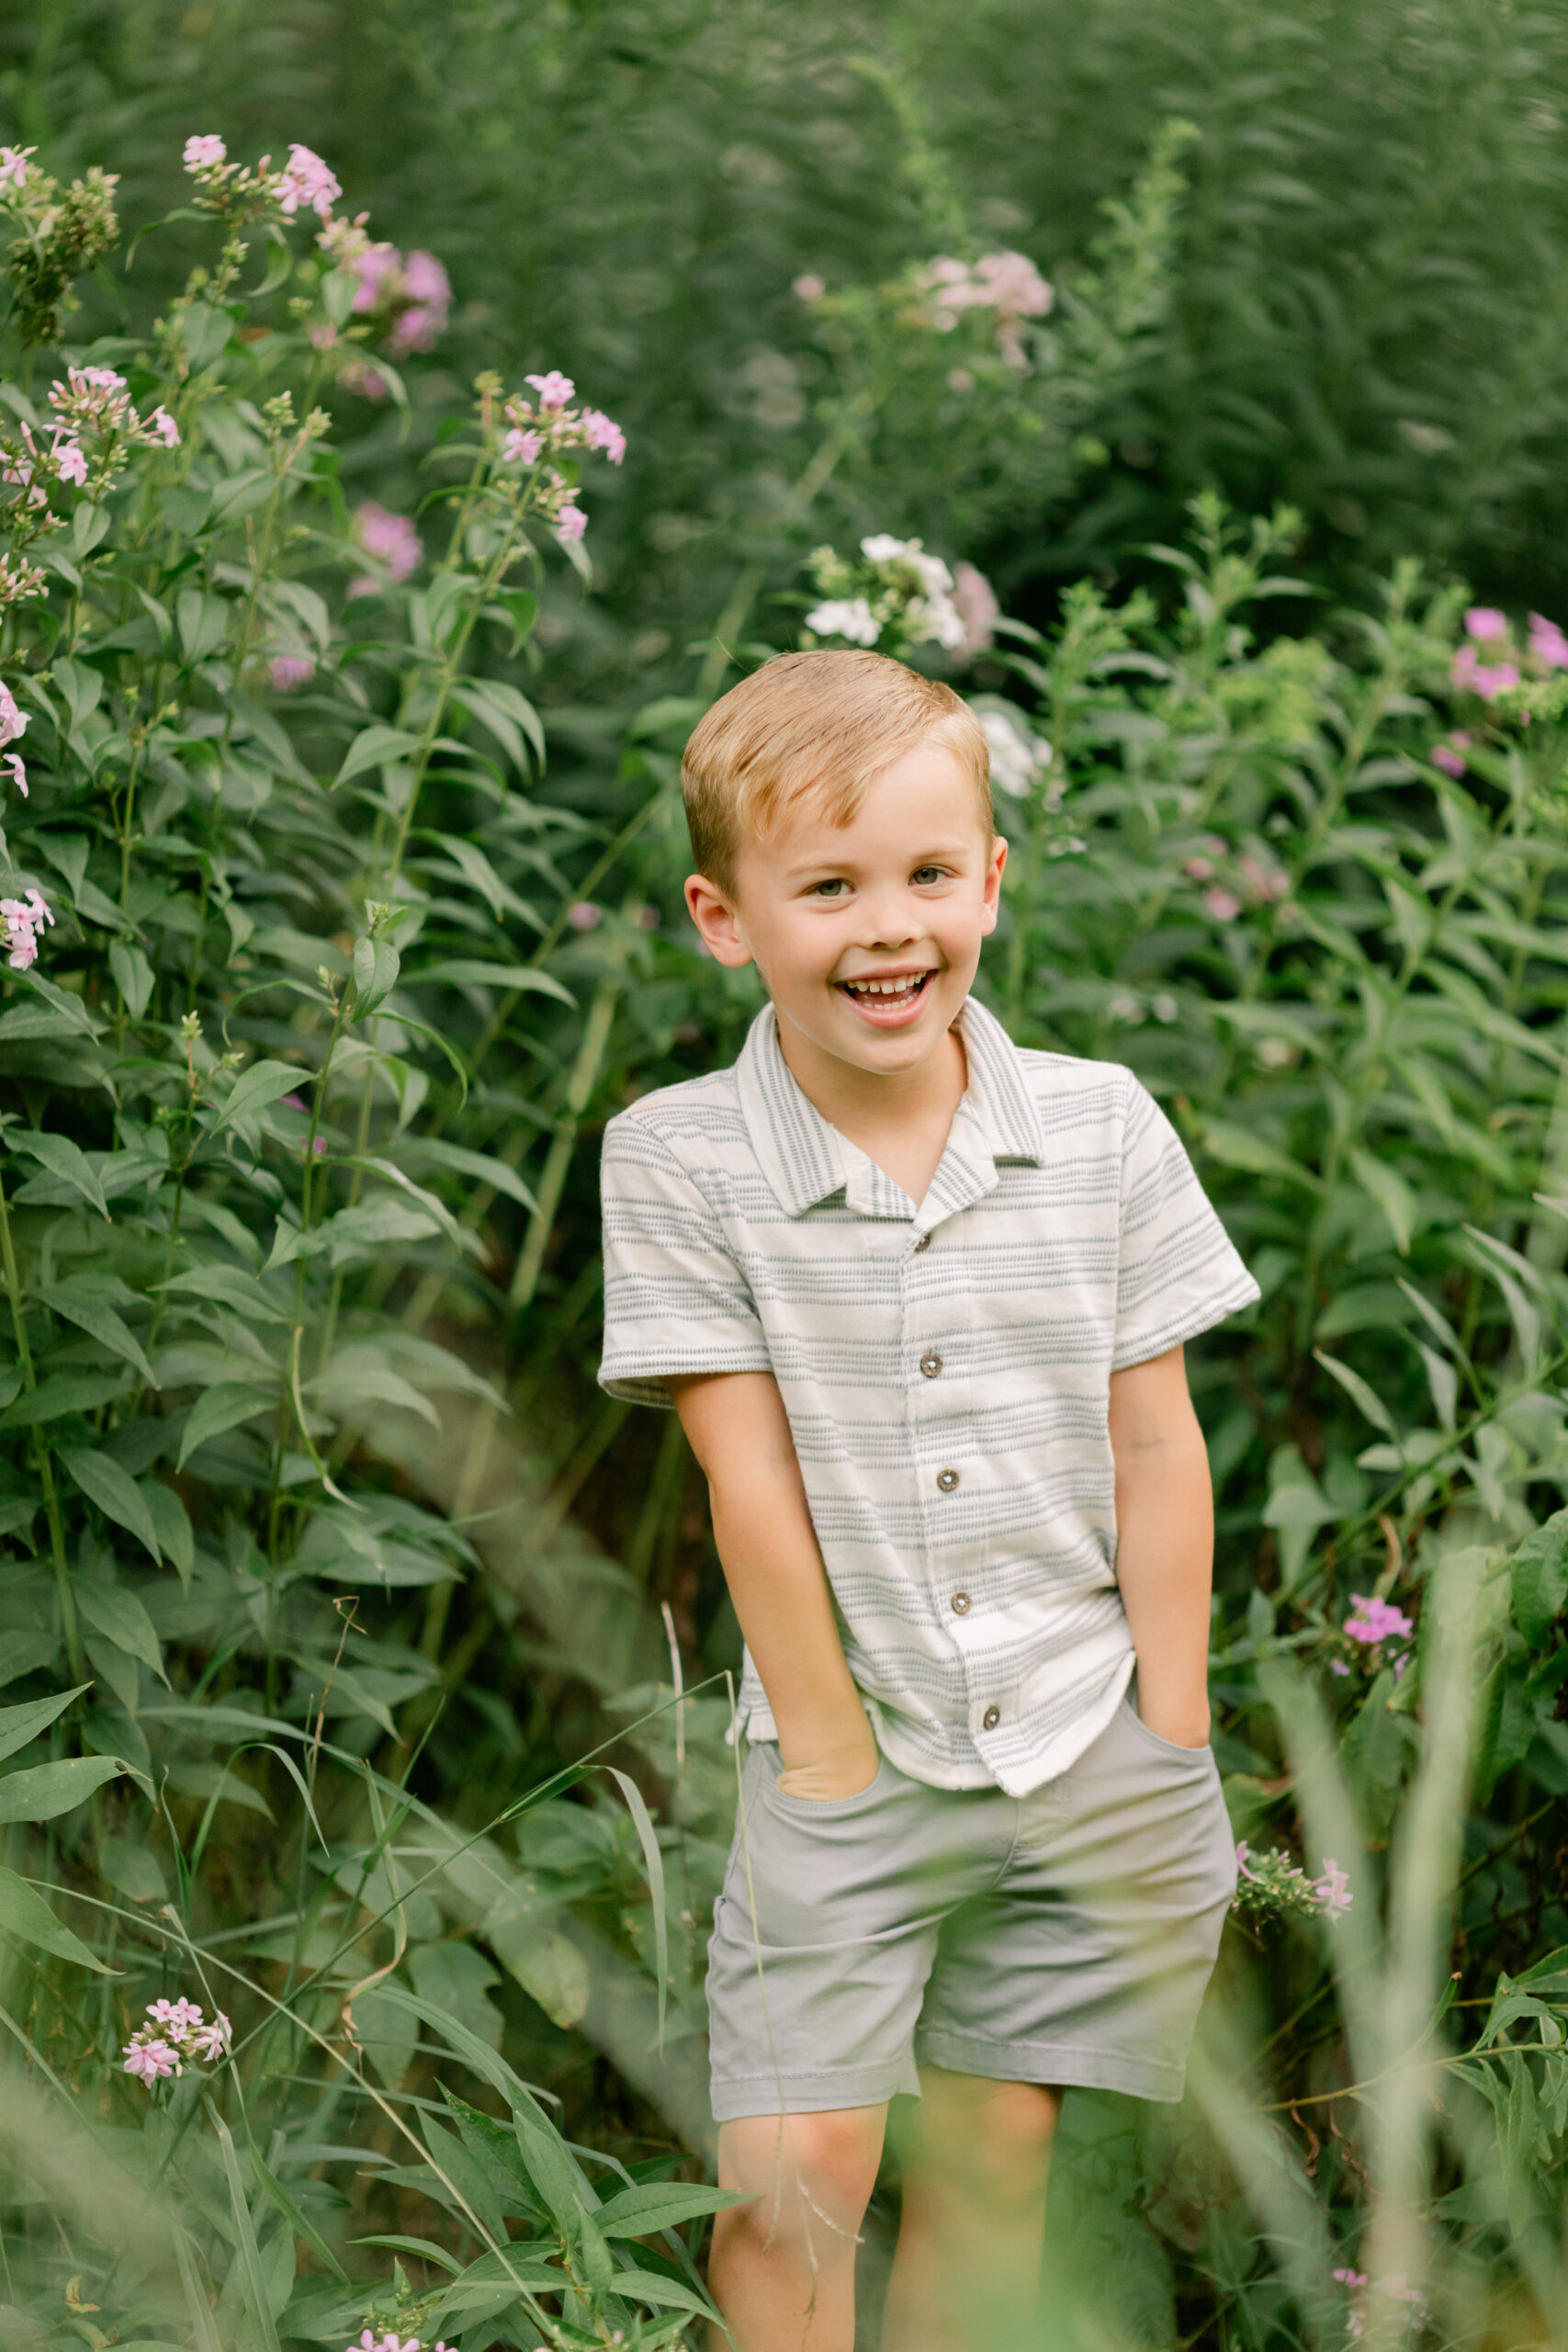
669, 1372, 876, 1785
1109, 1349, 1214, 1747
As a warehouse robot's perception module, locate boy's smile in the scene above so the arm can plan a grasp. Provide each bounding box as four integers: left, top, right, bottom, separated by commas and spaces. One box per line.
684, 739, 1007, 1106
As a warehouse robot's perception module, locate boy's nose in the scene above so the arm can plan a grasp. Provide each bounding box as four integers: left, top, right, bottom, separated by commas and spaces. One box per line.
856, 889, 921, 948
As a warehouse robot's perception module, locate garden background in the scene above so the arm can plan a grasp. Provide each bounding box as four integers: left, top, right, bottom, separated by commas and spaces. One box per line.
0, 2, 1566, 2347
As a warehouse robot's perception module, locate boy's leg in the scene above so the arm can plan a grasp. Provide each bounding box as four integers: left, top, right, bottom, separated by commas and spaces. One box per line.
708, 2105, 887, 2352
881, 2067, 1059, 2352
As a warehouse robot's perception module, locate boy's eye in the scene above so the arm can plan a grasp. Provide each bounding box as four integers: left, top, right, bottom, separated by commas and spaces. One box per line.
809, 878, 850, 898
911, 865, 949, 885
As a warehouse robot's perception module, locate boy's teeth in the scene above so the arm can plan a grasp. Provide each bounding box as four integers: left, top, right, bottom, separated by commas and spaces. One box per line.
847, 975, 923, 996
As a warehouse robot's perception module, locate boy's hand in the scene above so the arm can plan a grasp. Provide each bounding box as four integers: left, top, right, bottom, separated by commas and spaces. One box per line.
1134, 1686, 1212, 1750
775, 1724, 881, 1802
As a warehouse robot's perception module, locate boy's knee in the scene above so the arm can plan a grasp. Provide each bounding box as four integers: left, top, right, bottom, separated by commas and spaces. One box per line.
909, 2073, 1059, 2186
718, 2106, 885, 2238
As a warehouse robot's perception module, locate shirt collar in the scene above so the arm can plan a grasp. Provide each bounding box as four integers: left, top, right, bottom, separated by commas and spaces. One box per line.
735, 994, 1043, 1219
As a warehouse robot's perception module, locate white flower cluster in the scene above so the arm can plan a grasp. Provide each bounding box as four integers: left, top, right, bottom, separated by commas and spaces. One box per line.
973, 704, 1055, 800
805, 535, 995, 658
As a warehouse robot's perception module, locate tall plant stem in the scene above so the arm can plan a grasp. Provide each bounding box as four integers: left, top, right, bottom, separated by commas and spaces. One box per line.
0, 1170, 82, 1679
510, 976, 619, 1312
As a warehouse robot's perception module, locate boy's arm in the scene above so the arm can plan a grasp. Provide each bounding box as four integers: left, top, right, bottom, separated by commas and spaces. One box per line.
1108, 1344, 1214, 1749
669, 1369, 880, 1799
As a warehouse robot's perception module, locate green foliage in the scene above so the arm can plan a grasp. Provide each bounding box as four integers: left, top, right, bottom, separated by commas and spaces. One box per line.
0, 50, 1563, 2351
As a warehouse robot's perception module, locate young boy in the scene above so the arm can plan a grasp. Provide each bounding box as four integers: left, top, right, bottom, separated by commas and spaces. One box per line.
598, 650, 1258, 2352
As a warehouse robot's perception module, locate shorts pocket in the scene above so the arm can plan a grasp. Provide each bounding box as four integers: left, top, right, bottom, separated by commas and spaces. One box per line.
761, 1754, 892, 1818
1118, 1694, 1213, 1767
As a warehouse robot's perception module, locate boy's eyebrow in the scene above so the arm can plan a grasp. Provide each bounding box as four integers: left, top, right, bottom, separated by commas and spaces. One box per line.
777, 837, 980, 877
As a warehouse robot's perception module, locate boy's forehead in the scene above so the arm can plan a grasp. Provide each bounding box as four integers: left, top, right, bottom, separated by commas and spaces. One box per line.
763, 745, 986, 857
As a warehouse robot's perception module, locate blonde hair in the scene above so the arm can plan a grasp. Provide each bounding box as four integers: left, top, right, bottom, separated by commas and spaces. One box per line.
682, 649, 992, 894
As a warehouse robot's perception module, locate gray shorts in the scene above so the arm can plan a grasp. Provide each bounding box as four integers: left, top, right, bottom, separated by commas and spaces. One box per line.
705, 1693, 1236, 2121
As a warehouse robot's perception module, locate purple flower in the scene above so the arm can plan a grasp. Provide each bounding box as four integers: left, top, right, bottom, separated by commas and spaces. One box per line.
1345, 1593, 1413, 1645
404, 249, 451, 308
503, 426, 543, 466
276, 142, 341, 220
186, 2012, 232, 2062
146, 405, 180, 448
1431, 730, 1471, 776
1334, 2268, 1368, 2289
555, 504, 588, 545
351, 243, 402, 311
1464, 605, 1507, 642
1451, 644, 1520, 699
183, 134, 227, 173
0, 681, 29, 752
268, 654, 315, 692
123, 2038, 179, 2085
1235, 1840, 1261, 1883
353, 501, 421, 582
55, 441, 87, 488
525, 369, 575, 411
1529, 612, 1568, 671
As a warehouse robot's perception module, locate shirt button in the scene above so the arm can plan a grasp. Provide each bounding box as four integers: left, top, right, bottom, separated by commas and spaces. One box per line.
919, 1351, 942, 1379
914, 1231, 932, 1252
936, 1467, 959, 1493
982, 1704, 1001, 1731
951, 1590, 972, 1615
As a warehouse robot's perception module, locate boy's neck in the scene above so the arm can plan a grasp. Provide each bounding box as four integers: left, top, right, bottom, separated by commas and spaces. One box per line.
773, 1001, 969, 1205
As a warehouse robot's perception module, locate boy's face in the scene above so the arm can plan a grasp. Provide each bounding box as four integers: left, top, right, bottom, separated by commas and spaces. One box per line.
685, 739, 1006, 1082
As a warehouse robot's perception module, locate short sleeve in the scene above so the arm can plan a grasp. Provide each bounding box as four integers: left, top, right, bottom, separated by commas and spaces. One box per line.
1111, 1076, 1260, 1371
598, 1110, 773, 1408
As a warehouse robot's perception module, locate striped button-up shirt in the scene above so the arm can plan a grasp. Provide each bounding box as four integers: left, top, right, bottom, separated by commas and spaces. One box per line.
598, 997, 1258, 1795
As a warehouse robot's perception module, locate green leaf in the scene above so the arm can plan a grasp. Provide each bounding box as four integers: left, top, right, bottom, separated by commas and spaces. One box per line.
607, 1764, 669, 2052
0, 1865, 114, 1971
0, 1683, 89, 1767
1199, 1121, 1323, 1192
0, 1754, 126, 1823
351, 935, 400, 1018
176, 1381, 275, 1469
108, 941, 155, 1019
158, 1263, 290, 1323
594, 2180, 750, 2236
5, 1129, 108, 1218
610, 2268, 719, 2320
0, 1370, 130, 1429
40, 1278, 158, 1386
73, 1577, 165, 1678
413, 959, 574, 1004
141, 1480, 194, 1587
61, 1449, 163, 1563
1348, 1146, 1416, 1254
398, 1136, 537, 1212
333, 724, 422, 786
1313, 1350, 1398, 1442
1510, 1510, 1568, 1645
212, 1058, 310, 1132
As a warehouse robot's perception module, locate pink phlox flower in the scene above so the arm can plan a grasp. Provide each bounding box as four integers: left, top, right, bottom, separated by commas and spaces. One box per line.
1334, 2267, 1368, 2289
1431, 730, 1471, 776
1392, 1652, 1408, 1679
352, 243, 402, 311
1450, 643, 1520, 698
54, 440, 87, 488
1240, 854, 1288, 902
1345, 1593, 1413, 1645
388, 303, 444, 357
268, 654, 315, 692
568, 901, 603, 931
794, 273, 826, 300
1313, 1859, 1354, 1922
147, 1996, 203, 2036
581, 408, 626, 464
404, 248, 451, 307
0, 146, 36, 190
184, 134, 228, 172
951, 561, 998, 659
1528, 612, 1568, 671
503, 426, 543, 466
2, 888, 54, 972
186, 2012, 232, 2062
1347, 2320, 1363, 2341
1235, 1841, 1261, 1883
1204, 888, 1242, 922
353, 501, 422, 582
1328, 1657, 1349, 1676
1463, 605, 1507, 642
0, 681, 29, 749
145, 405, 180, 448
976, 248, 1054, 319
525, 370, 575, 411
555, 504, 588, 545
123, 2037, 179, 2084
276, 142, 341, 220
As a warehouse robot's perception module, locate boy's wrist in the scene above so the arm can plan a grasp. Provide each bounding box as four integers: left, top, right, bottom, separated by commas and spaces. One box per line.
1134, 1670, 1211, 1749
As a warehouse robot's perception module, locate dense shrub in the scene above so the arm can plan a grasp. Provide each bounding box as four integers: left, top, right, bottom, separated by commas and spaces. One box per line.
0, 90, 1563, 2352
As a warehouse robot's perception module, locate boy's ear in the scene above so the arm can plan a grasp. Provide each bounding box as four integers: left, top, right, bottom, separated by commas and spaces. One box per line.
684, 872, 754, 967
978, 831, 1009, 934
